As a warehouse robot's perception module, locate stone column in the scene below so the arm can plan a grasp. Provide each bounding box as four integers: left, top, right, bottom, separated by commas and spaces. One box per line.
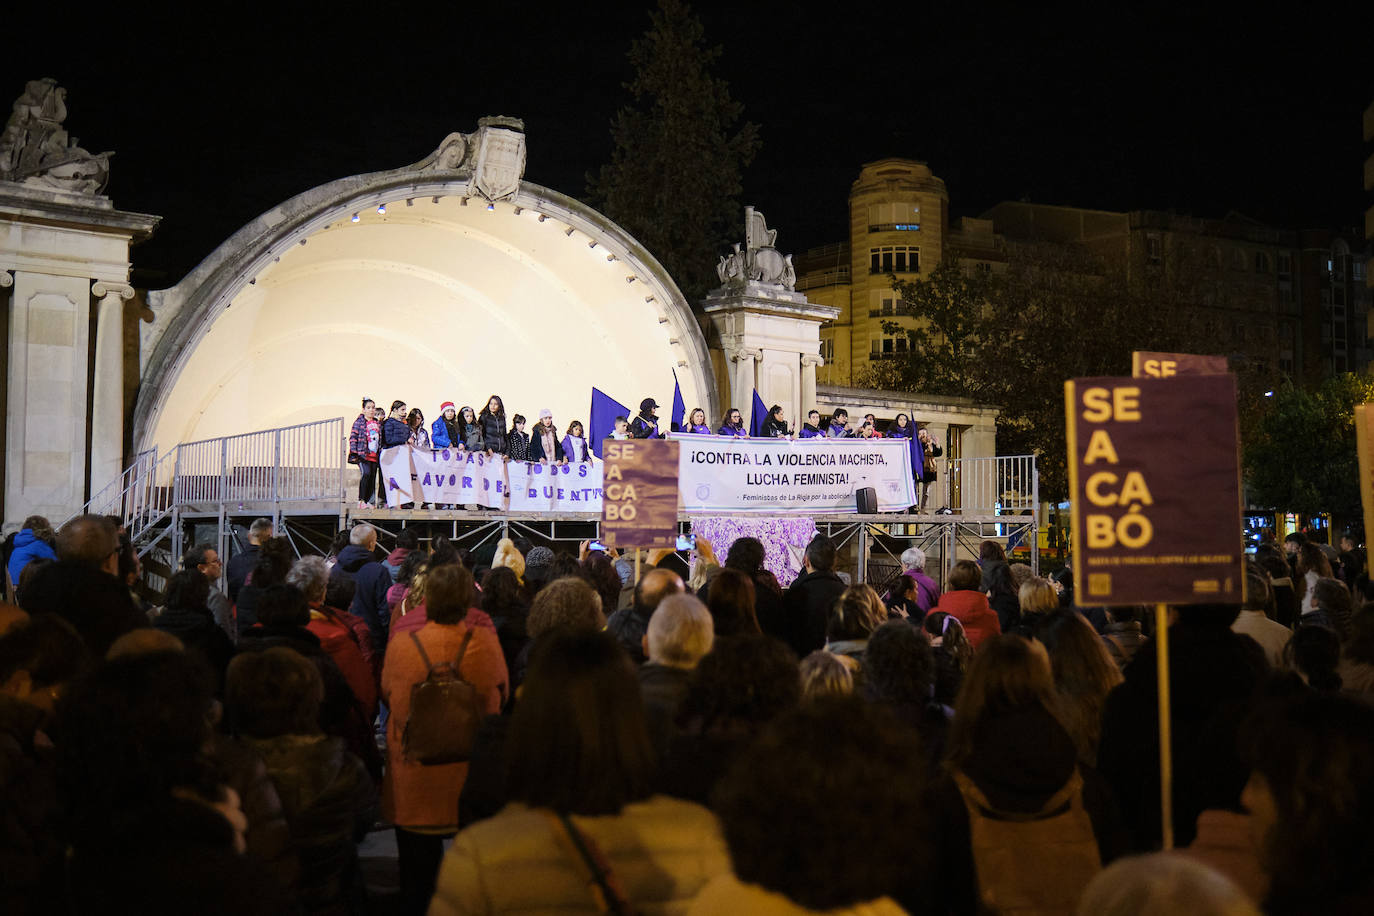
731, 347, 761, 423
800, 354, 823, 415
90, 281, 135, 496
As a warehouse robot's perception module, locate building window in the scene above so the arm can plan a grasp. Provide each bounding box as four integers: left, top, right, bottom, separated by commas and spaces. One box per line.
1255, 252, 1270, 273
1232, 248, 1247, 271
1146, 235, 1161, 266
1278, 252, 1292, 276
868, 202, 920, 233
869, 246, 920, 275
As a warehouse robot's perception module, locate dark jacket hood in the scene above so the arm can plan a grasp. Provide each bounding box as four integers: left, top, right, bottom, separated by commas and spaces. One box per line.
335, 544, 377, 573
964, 703, 1078, 812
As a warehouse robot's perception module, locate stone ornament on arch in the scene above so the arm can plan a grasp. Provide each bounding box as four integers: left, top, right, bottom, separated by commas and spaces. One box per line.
714, 206, 796, 292
471, 117, 527, 202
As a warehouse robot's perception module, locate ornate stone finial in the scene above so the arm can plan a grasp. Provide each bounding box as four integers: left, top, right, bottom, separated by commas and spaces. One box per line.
0, 79, 112, 195
715, 206, 796, 292
413, 117, 527, 203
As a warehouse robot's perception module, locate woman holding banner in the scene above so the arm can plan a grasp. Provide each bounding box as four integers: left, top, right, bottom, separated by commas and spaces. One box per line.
761, 405, 793, 439
718, 408, 748, 438
477, 395, 507, 456
685, 408, 713, 435
529, 410, 566, 464
562, 421, 591, 463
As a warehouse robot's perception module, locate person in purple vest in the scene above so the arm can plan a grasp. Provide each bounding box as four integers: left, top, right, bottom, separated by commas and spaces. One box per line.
826, 409, 852, 438
798, 410, 824, 439
562, 420, 591, 463
629, 399, 661, 439
718, 408, 748, 437
684, 408, 713, 435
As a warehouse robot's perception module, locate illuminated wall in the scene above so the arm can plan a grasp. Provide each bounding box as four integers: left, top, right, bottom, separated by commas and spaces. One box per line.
139, 190, 711, 452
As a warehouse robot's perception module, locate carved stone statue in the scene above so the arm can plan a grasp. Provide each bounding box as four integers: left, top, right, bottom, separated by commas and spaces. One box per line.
715, 206, 796, 292
0, 79, 112, 195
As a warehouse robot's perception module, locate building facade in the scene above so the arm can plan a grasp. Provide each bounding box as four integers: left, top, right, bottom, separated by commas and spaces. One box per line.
794, 159, 1003, 388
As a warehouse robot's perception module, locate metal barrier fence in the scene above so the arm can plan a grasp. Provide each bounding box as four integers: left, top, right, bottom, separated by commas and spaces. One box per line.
174, 417, 347, 507
945, 455, 1039, 515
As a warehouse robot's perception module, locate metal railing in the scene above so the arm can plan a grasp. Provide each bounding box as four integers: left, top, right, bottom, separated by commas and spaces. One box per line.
174, 417, 346, 508
944, 455, 1038, 515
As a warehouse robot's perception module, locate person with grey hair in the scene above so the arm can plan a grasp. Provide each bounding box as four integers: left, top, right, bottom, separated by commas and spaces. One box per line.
329, 523, 391, 652
639, 593, 715, 759
1076, 853, 1258, 916
898, 545, 941, 616
226, 518, 274, 603
292, 555, 377, 720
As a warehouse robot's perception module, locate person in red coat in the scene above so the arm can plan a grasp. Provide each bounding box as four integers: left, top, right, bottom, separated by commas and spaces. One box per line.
288, 557, 377, 721
934, 560, 1002, 650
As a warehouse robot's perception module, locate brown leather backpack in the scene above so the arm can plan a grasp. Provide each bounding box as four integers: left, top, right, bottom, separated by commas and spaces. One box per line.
402, 629, 483, 765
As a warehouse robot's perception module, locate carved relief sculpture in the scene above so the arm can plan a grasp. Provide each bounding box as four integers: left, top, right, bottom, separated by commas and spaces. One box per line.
0, 79, 112, 194
715, 205, 796, 292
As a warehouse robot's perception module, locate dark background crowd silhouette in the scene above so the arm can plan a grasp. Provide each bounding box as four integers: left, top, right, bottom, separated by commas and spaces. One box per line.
3, 511, 1373, 914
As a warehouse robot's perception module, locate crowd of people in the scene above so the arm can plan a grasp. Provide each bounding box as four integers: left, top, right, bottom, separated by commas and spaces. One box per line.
3, 510, 1373, 915
347, 397, 945, 509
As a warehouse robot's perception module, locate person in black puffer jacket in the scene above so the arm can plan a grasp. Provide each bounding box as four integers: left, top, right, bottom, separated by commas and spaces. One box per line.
228, 647, 377, 915
476, 395, 507, 455
152, 570, 234, 690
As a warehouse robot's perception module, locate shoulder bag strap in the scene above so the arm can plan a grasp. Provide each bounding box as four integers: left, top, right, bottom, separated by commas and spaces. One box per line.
543, 810, 635, 915
409, 631, 435, 674
452, 626, 475, 669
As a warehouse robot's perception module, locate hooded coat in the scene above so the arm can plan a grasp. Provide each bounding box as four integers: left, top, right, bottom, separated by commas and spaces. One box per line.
330, 544, 392, 653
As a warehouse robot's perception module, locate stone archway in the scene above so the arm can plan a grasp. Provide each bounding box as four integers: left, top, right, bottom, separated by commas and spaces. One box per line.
134, 122, 717, 454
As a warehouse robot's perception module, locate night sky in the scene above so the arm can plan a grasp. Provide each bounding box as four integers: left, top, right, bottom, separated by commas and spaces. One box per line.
5, 4, 1371, 287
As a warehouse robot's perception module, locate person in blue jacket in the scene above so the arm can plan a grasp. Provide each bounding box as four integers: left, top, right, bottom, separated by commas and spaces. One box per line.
432, 402, 461, 449
684, 408, 713, 435
718, 408, 748, 437
7, 515, 57, 591
799, 410, 824, 438
382, 400, 412, 448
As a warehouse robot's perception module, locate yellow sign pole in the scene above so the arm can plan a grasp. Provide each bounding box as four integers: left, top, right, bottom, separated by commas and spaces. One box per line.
1356, 405, 1374, 552
1155, 601, 1173, 850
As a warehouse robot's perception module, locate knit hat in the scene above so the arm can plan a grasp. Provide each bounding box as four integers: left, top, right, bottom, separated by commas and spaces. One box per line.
491, 537, 525, 582
440, 401, 456, 414
539, 408, 553, 420
525, 547, 555, 576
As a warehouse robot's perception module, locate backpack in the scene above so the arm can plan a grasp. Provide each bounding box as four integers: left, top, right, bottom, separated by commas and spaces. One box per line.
953, 768, 1101, 916
402, 629, 483, 765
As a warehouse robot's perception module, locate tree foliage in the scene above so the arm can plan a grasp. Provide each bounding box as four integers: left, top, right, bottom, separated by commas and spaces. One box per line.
863, 242, 1203, 501
587, 0, 760, 302
1242, 374, 1374, 519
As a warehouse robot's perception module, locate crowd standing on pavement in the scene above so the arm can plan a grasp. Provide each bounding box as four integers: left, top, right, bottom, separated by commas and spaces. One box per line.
2, 509, 1373, 914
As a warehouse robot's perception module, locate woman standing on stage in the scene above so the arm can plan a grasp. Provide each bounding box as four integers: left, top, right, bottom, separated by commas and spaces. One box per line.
685, 408, 713, 435
349, 398, 382, 508
562, 421, 590, 463
916, 425, 943, 512
718, 408, 748, 437
477, 395, 507, 457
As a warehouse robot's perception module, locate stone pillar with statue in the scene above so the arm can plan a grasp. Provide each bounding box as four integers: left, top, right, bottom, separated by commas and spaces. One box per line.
0, 79, 159, 525
702, 207, 838, 433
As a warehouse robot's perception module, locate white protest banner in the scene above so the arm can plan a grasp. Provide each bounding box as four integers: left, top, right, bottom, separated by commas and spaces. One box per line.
383, 445, 602, 512
507, 461, 552, 513
674, 433, 916, 514
380, 445, 416, 507
545, 460, 604, 512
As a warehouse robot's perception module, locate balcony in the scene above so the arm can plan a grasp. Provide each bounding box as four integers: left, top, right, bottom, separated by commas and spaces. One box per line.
868, 223, 921, 233
795, 267, 850, 291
